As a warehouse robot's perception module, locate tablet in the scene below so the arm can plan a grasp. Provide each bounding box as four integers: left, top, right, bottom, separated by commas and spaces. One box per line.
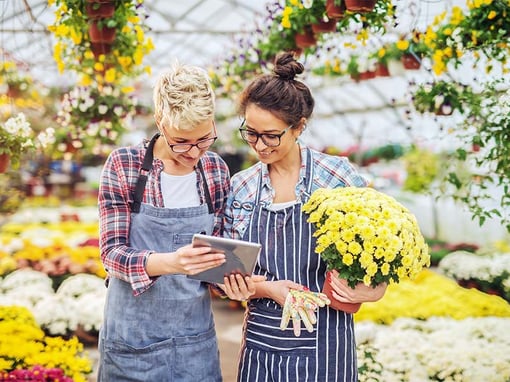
187, 234, 262, 284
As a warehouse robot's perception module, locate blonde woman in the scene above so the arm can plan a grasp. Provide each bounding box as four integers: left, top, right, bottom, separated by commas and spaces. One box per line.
97, 63, 256, 381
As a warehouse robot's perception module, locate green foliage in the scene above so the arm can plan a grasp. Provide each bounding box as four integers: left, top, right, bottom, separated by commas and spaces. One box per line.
402, 146, 440, 193
442, 79, 510, 232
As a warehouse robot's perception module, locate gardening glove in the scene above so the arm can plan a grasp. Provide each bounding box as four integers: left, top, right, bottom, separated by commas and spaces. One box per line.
280, 289, 331, 336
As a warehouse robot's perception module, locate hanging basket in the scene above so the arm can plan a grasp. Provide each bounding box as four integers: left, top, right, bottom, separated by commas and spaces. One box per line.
401, 53, 421, 70
85, 0, 115, 19
294, 28, 317, 49
311, 19, 338, 34
6, 85, 22, 98
375, 62, 390, 77
344, 0, 377, 12
88, 21, 116, 44
90, 42, 112, 58
0, 153, 10, 173
326, 0, 345, 19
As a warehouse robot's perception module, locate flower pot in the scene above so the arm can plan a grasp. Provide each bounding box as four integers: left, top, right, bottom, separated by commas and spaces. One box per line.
356, 70, 376, 81
326, 0, 345, 19
311, 19, 338, 34
322, 271, 362, 313
0, 153, 10, 173
344, 0, 377, 12
401, 53, 421, 70
90, 42, 112, 58
85, 0, 115, 19
294, 28, 317, 48
88, 21, 116, 44
375, 62, 390, 77
6, 85, 22, 98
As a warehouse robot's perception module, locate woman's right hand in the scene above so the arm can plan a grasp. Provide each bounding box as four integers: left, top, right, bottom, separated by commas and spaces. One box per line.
259, 280, 306, 306
146, 244, 226, 276
172, 244, 226, 275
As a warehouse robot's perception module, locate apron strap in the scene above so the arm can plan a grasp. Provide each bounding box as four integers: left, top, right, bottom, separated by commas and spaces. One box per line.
197, 160, 214, 214
131, 133, 159, 213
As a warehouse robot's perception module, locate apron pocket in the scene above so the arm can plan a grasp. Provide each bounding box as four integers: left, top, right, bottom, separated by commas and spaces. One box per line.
246, 302, 317, 355
101, 328, 221, 382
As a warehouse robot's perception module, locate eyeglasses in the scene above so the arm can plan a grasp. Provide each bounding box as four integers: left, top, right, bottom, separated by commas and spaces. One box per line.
160, 123, 217, 153
239, 120, 292, 147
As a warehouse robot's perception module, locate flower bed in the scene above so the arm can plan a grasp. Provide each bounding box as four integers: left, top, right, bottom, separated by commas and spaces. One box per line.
0, 270, 106, 337
438, 250, 510, 302
354, 269, 510, 381
0, 305, 92, 381
356, 316, 510, 381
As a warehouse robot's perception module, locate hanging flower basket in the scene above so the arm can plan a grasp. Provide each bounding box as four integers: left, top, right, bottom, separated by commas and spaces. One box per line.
311, 19, 338, 34
0, 153, 10, 173
90, 42, 112, 58
375, 62, 390, 77
344, 0, 377, 13
88, 21, 116, 44
6, 85, 22, 98
401, 53, 421, 70
326, 0, 345, 19
294, 28, 317, 48
85, 0, 115, 19
351, 70, 376, 82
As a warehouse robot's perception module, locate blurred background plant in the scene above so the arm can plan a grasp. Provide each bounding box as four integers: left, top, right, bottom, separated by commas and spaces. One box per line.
53, 84, 137, 158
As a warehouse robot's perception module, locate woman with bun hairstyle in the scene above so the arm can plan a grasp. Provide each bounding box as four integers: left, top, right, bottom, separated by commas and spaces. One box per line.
224, 52, 387, 381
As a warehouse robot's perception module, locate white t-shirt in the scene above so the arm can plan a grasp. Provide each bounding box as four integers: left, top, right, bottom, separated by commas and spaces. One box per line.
267, 200, 298, 211
160, 171, 200, 208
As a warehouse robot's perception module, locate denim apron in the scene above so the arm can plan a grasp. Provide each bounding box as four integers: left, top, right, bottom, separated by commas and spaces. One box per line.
98, 135, 222, 382
237, 148, 357, 381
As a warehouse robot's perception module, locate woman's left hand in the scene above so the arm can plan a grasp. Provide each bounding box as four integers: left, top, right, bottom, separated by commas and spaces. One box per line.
328, 269, 387, 303
218, 274, 266, 301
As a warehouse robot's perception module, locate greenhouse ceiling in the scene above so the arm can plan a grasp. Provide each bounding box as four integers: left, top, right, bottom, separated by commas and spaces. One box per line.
0, 0, 479, 150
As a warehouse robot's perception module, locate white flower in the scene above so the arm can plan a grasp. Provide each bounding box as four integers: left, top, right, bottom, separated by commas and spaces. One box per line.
302, 0, 314, 9
4, 112, 31, 136
1, 269, 53, 293
57, 273, 105, 299
98, 104, 109, 114
33, 294, 79, 335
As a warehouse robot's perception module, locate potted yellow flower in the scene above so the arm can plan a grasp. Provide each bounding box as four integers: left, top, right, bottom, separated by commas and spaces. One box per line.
302, 187, 430, 312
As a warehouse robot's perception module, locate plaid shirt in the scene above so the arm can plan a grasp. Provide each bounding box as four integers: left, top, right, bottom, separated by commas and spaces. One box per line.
224, 145, 369, 240
98, 137, 230, 296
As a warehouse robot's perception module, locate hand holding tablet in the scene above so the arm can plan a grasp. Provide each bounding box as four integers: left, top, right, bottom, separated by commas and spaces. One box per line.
187, 234, 262, 284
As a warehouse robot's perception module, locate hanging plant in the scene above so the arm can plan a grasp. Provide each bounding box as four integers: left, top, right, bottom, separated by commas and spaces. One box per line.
443, 78, 510, 232
47, 0, 154, 86
422, 1, 510, 76
412, 80, 480, 116
53, 84, 137, 158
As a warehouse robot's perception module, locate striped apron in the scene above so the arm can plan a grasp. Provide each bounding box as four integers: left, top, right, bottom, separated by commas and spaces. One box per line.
237, 150, 357, 381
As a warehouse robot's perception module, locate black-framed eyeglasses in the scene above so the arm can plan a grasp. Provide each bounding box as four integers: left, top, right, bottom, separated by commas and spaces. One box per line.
239, 120, 292, 147
161, 123, 217, 153
164, 136, 217, 153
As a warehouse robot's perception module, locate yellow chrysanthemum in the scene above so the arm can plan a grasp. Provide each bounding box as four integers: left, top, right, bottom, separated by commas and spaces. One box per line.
304, 187, 429, 288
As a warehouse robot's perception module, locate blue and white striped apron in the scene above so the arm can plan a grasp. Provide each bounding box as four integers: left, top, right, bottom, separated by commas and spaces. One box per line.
238, 149, 357, 381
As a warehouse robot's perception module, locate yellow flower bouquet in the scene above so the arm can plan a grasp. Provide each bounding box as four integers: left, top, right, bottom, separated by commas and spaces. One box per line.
302, 187, 430, 311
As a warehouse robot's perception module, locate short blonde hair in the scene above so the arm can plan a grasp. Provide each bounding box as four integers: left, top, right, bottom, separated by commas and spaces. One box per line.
153, 61, 215, 131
